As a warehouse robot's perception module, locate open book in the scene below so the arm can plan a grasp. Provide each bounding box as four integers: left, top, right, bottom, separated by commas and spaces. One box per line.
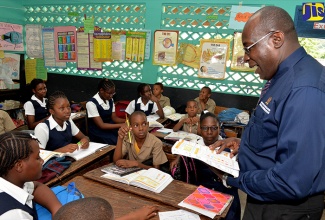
172, 140, 239, 177
178, 185, 233, 219
101, 168, 173, 193
164, 131, 202, 142
40, 142, 108, 164
101, 164, 143, 176
166, 113, 184, 121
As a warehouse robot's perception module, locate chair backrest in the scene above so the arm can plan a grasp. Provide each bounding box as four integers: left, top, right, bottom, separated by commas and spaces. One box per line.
224, 129, 238, 138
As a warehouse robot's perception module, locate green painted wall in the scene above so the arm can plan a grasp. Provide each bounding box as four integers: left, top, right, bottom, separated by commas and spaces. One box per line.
0, 0, 24, 24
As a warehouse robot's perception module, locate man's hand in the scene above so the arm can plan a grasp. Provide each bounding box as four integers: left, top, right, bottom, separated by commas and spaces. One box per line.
209, 137, 241, 158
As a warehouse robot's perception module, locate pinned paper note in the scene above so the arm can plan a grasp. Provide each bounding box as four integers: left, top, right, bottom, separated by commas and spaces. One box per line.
0, 50, 4, 58
84, 17, 95, 34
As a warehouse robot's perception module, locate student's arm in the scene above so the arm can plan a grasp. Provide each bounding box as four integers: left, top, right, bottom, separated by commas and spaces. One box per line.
26, 115, 47, 130
112, 112, 126, 124
116, 205, 158, 220
151, 96, 164, 119
113, 125, 129, 162
87, 101, 123, 130
33, 181, 62, 218
91, 116, 123, 129
207, 99, 216, 113
173, 116, 190, 132
165, 97, 171, 107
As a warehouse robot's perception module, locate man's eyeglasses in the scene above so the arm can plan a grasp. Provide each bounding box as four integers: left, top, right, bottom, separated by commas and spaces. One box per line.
200, 126, 219, 131
243, 31, 275, 55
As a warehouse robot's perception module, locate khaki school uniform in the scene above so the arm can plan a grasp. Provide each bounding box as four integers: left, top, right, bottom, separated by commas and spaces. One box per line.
194, 97, 216, 113
0, 110, 16, 135
121, 133, 168, 165
180, 114, 199, 134
158, 95, 171, 108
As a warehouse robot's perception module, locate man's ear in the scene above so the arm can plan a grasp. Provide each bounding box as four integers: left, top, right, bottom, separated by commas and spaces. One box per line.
49, 108, 54, 115
207, 93, 211, 98
272, 31, 284, 49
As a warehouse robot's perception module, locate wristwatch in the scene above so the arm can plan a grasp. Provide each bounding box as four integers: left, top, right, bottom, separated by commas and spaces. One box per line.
222, 174, 232, 188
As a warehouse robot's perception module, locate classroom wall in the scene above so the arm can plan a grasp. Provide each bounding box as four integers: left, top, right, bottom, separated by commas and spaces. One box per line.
0, 0, 307, 112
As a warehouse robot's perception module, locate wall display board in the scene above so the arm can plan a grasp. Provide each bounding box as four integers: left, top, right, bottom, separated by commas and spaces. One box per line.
0, 22, 23, 51
93, 32, 112, 62
54, 26, 77, 62
198, 39, 230, 80
0, 53, 20, 80
26, 24, 43, 58
153, 30, 179, 66
77, 26, 102, 70
230, 32, 256, 72
42, 28, 67, 68
125, 31, 146, 62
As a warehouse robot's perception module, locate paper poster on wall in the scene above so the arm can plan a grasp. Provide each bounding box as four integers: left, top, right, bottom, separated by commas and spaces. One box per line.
0, 22, 24, 51
198, 39, 230, 80
93, 32, 112, 62
153, 30, 179, 66
54, 26, 77, 62
111, 30, 126, 61
0, 53, 20, 80
125, 31, 146, 62
141, 29, 151, 60
25, 59, 47, 84
231, 32, 256, 72
228, 5, 260, 30
76, 26, 102, 70
178, 43, 201, 69
42, 28, 66, 68
26, 24, 43, 58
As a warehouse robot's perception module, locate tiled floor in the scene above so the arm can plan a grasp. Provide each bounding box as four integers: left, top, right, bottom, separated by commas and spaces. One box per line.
238, 190, 325, 220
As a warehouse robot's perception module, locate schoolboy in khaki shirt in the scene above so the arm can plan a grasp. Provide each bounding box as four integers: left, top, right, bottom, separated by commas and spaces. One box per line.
113, 111, 168, 170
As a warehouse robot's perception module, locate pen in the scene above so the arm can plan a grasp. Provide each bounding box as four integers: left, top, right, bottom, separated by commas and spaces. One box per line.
125, 115, 132, 143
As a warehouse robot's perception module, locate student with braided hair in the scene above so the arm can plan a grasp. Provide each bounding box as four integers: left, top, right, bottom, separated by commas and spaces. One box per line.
34, 91, 89, 153
86, 78, 126, 145
0, 131, 62, 219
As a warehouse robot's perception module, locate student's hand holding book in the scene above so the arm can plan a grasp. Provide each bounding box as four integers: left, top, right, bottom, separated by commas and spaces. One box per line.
209, 137, 241, 158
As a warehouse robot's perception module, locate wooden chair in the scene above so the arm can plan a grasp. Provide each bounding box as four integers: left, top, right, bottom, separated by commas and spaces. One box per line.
224, 129, 238, 138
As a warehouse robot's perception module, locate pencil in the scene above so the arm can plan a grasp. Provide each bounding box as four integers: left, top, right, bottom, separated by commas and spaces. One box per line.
125, 115, 132, 142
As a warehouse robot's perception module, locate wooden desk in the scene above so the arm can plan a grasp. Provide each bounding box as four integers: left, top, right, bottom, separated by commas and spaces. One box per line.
63, 176, 194, 220
83, 167, 230, 219
45, 145, 115, 187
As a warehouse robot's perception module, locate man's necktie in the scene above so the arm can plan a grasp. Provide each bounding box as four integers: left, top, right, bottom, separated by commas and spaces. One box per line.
260, 80, 271, 100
